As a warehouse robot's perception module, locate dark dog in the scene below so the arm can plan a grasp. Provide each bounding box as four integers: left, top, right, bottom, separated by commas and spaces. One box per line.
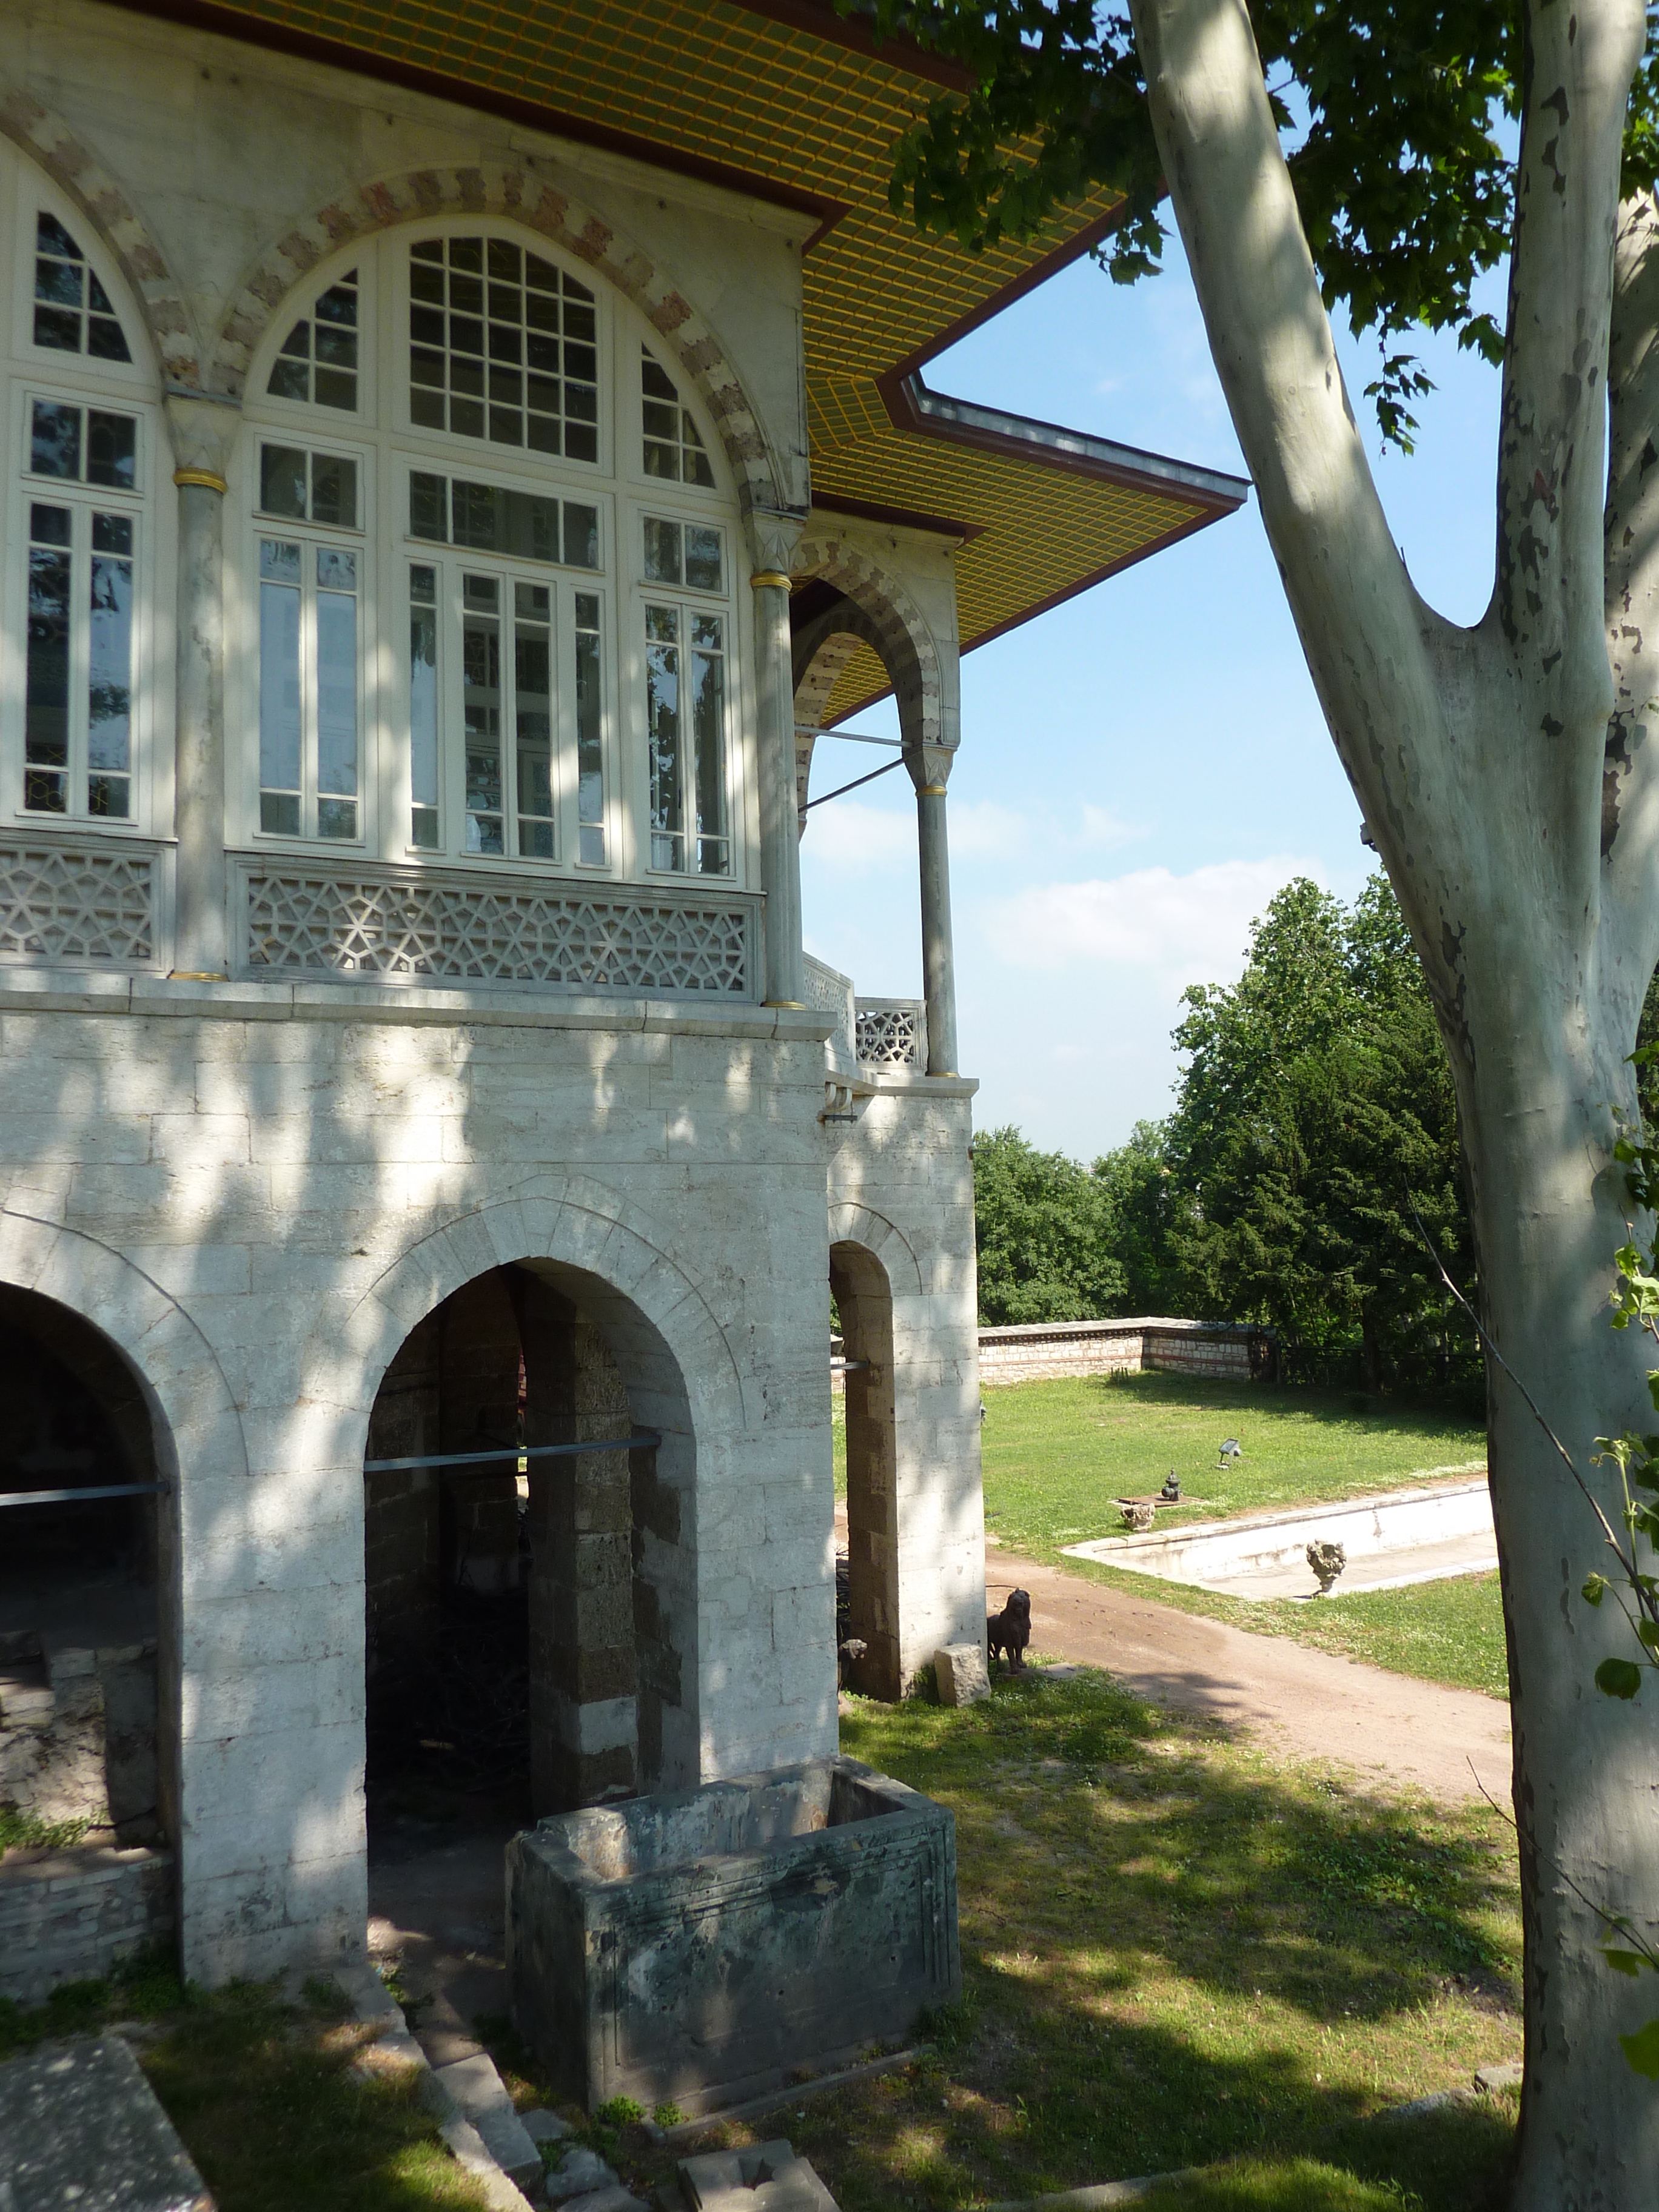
987, 1587, 1032, 1672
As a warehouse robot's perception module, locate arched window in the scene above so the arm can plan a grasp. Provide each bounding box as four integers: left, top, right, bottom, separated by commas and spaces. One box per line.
1, 154, 156, 837
237, 224, 745, 888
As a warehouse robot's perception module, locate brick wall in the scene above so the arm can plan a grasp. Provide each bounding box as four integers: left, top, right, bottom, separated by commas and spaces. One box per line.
0, 1846, 174, 2005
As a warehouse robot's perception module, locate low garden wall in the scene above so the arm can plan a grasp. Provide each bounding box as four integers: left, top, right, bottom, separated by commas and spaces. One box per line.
976, 1317, 1276, 1387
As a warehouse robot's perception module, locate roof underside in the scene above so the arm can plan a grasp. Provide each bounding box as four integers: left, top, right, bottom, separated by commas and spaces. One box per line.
123, 0, 1246, 722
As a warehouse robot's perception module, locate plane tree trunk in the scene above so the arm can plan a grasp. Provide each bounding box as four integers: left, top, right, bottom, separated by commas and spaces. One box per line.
1130, 0, 1659, 2199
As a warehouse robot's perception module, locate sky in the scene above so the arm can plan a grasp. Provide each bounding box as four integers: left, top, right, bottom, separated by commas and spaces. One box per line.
798, 230, 1511, 1162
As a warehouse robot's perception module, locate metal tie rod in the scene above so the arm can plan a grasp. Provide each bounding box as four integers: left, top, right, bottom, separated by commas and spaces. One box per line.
363, 1433, 662, 1475
0, 1482, 166, 1508
794, 723, 903, 749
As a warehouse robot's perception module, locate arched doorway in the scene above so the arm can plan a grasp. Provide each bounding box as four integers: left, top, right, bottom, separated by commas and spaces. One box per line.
829, 1242, 900, 1700
360, 1256, 695, 2046
0, 1285, 164, 1852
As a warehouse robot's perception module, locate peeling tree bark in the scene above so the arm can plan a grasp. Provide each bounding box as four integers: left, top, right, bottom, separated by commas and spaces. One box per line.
1130, 0, 1659, 2200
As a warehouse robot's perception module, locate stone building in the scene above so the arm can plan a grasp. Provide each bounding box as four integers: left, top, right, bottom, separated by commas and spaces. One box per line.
0, 0, 1245, 2001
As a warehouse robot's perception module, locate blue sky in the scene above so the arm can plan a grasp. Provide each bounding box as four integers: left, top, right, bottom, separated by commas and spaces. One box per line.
799, 233, 1510, 1160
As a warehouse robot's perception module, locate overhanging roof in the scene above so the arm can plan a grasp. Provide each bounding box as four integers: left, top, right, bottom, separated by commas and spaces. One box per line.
118, 0, 1249, 720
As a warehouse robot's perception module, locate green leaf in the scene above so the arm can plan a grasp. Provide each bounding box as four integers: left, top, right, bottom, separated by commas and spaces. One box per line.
1596, 1657, 1644, 1700
1604, 1947, 1648, 1978
1619, 2016, 1659, 2080
1638, 1619, 1659, 1656
1583, 1574, 1609, 1606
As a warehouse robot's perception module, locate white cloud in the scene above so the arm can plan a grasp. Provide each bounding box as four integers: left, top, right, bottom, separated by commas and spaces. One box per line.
985, 856, 1322, 984
799, 800, 913, 873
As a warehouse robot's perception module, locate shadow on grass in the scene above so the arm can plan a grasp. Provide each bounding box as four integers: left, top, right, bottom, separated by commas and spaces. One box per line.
759, 1669, 1520, 2212
1, 1959, 489, 2212
1039, 1372, 1476, 1439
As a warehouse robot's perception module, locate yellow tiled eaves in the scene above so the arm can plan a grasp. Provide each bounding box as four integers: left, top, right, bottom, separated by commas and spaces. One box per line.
121, 0, 1245, 708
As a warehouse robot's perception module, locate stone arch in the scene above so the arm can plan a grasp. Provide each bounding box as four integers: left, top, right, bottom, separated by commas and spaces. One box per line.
0, 1205, 248, 1483
826, 1199, 923, 1301
790, 534, 950, 757
212, 163, 783, 511
0, 79, 198, 386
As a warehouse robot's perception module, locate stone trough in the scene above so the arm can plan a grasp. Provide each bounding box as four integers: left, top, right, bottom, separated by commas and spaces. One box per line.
506, 1755, 959, 2116
1061, 1475, 1495, 1599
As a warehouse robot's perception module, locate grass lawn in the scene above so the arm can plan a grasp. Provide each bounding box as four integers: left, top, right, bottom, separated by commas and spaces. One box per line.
0, 1959, 490, 2211
974, 1374, 1507, 1701
495, 1667, 1520, 2212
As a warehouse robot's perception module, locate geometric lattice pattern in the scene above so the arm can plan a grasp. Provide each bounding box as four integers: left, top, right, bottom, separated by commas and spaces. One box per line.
0, 840, 155, 964
244, 865, 752, 995
855, 999, 925, 1070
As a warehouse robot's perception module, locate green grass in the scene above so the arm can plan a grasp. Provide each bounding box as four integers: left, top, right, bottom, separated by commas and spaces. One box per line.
630, 1669, 1520, 2212
978, 1374, 1507, 1701
0, 1959, 490, 2211
980, 1372, 1486, 1544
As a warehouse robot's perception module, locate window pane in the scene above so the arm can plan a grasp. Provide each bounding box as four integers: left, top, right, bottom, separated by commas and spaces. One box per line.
575, 594, 604, 865
685, 526, 722, 593
258, 544, 303, 828
564, 503, 599, 569
643, 517, 680, 585
646, 608, 682, 872
462, 583, 503, 854
32, 215, 131, 362
86, 411, 136, 491
261, 443, 308, 519
316, 588, 358, 819
87, 522, 135, 816
411, 472, 449, 541
32, 400, 81, 480
410, 568, 440, 846
514, 597, 553, 859
25, 526, 72, 813
310, 454, 358, 529
691, 641, 728, 873
411, 240, 598, 458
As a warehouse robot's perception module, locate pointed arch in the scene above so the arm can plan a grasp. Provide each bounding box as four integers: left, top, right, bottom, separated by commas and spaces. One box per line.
213, 163, 783, 511
0, 78, 197, 385
790, 532, 950, 757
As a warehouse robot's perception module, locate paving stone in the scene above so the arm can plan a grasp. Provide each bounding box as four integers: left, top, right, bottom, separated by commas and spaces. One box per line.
679, 2140, 839, 2212
548, 2147, 622, 2202
561, 2188, 650, 2212
1474, 2060, 1523, 2093
434, 2053, 544, 2192
523, 2107, 574, 2143
934, 1642, 990, 1707
0, 2033, 212, 2211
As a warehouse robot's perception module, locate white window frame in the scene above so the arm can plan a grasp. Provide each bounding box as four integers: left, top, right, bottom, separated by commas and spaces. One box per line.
9, 187, 152, 400
631, 501, 738, 882
257, 261, 374, 428
2, 380, 155, 836
233, 424, 375, 853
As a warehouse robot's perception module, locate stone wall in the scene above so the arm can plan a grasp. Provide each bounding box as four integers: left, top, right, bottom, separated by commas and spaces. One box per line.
977, 1318, 1273, 1387
0, 1846, 174, 2005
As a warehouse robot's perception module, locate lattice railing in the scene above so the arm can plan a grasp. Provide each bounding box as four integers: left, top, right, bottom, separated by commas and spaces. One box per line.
240, 860, 757, 997
855, 997, 927, 1070
0, 836, 159, 967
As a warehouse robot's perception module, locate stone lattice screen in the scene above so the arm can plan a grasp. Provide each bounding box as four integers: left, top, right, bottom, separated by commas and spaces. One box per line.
241, 865, 757, 995
0, 839, 158, 966
854, 998, 925, 1070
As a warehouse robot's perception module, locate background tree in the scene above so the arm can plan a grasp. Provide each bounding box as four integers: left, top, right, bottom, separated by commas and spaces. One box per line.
855, 0, 1659, 2191
1168, 876, 1476, 1396
971, 1125, 1124, 1322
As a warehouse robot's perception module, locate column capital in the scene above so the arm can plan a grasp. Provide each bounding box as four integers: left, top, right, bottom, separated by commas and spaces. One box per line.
903, 742, 958, 795
163, 391, 241, 488
744, 506, 806, 579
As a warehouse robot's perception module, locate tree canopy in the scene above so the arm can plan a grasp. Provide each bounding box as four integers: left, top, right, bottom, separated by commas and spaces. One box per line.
850, 0, 1659, 443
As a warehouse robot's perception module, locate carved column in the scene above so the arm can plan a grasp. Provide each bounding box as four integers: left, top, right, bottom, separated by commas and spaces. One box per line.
748, 509, 806, 1007
907, 739, 960, 1076
164, 394, 240, 980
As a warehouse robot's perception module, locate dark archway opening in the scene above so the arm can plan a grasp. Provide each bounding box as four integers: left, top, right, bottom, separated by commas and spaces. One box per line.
362, 1258, 692, 2058
830, 1242, 900, 1700
0, 1286, 163, 1852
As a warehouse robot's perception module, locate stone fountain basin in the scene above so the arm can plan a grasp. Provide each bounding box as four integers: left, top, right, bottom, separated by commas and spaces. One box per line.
506, 1755, 959, 2114
1061, 1475, 1493, 1600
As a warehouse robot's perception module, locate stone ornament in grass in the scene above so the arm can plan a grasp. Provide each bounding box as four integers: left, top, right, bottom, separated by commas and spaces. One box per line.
1307, 1540, 1347, 1595
1121, 1499, 1157, 1533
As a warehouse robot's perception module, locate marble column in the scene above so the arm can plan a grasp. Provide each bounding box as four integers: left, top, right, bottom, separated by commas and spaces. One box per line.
163, 394, 240, 980
907, 742, 960, 1077
747, 509, 806, 1007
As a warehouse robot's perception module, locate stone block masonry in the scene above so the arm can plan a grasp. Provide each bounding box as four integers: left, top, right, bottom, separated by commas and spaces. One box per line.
0, 1847, 175, 2006
976, 1317, 1275, 1387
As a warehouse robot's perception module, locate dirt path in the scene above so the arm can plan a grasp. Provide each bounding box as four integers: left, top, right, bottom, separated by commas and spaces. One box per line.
986, 1549, 1512, 1808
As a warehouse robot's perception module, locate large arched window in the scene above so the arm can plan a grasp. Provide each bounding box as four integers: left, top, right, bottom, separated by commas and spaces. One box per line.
236, 223, 746, 886
0, 149, 159, 837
